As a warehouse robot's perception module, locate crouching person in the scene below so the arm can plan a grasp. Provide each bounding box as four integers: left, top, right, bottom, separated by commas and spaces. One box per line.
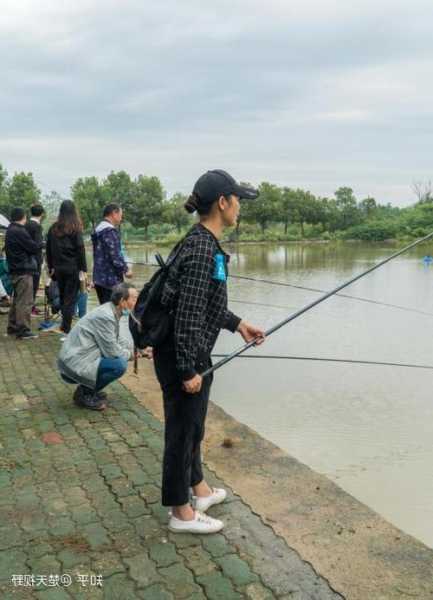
58, 283, 138, 410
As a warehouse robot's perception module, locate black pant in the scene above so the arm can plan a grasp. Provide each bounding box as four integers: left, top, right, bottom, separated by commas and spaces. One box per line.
154, 342, 213, 507
32, 271, 41, 303
95, 284, 112, 304
56, 271, 79, 333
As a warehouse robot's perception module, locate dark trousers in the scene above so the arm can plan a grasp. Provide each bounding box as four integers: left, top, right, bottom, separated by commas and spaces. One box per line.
154, 344, 213, 507
95, 356, 128, 391
56, 271, 79, 333
32, 272, 41, 303
95, 284, 112, 305
62, 357, 128, 394
8, 274, 33, 336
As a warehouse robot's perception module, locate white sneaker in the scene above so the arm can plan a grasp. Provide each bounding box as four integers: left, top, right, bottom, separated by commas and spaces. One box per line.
168, 510, 224, 534
193, 488, 227, 513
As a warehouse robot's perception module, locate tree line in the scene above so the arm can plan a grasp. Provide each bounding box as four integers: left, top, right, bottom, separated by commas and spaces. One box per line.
1, 163, 433, 241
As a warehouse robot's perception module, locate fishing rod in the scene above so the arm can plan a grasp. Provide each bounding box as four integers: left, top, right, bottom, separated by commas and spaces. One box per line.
230, 275, 433, 317
211, 354, 433, 371
130, 274, 297, 312
201, 230, 433, 378
127, 260, 433, 318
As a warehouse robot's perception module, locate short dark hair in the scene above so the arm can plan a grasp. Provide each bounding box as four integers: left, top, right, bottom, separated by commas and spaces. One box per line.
111, 283, 136, 306
30, 204, 45, 217
11, 207, 25, 222
103, 203, 121, 217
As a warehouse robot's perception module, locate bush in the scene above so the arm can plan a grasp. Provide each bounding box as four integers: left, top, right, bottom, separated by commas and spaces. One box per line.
341, 221, 399, 241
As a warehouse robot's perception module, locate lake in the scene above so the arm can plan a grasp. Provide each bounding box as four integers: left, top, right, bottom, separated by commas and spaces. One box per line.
123, 240, 433, 549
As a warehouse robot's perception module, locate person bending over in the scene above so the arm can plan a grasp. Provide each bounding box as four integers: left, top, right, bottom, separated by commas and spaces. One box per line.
58, 282, 138, 410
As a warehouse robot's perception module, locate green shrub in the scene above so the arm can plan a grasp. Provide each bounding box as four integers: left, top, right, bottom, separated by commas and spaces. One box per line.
341, 221, 399, 241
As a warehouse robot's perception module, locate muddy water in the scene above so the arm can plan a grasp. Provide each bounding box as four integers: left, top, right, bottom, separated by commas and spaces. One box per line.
126, 240, 433, 548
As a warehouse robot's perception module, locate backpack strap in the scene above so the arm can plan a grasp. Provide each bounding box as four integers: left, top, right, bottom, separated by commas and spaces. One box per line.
155, 232, 190, 270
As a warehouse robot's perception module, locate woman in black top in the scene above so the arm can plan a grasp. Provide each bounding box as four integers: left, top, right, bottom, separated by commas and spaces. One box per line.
46, 200, 87, 334
154, 169, 265, 535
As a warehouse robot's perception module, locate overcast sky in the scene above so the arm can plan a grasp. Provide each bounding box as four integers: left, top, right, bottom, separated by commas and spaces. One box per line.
2, 0, 433, 206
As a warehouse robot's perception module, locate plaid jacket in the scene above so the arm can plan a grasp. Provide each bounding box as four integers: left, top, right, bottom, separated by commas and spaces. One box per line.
161, 223, 241, 380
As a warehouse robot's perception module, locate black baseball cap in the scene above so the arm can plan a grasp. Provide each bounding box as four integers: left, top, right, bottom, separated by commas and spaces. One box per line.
192, 169, 259, 208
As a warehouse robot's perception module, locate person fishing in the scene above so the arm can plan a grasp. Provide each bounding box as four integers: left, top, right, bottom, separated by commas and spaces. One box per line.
153, 169, 265, 534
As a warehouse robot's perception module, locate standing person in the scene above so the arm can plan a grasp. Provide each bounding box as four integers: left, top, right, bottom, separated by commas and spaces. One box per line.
153, 169, 265, 534
92, 203, 132, 305
46, 200, 87, 335
5, 207, 42, 339
25, 204, 45, 316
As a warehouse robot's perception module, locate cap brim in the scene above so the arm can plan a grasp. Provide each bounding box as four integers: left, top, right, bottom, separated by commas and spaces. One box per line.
234, 184, 259, 200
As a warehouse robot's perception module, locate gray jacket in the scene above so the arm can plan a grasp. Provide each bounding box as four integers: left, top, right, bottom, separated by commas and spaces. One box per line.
58, 302, 132, 389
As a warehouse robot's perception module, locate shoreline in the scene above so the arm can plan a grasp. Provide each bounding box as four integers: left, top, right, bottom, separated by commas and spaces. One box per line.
117, 237, 432, 249
123, 360, 433, 600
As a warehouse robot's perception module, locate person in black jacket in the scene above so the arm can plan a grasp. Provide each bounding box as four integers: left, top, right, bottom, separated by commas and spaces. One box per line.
46, 200, 87, 335
153, 169, 265, 534
5, 207, 43, 339
25, 204, 45, 315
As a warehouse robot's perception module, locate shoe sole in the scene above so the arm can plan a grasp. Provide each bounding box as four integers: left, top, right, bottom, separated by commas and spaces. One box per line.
75, 402, 106, 411
74, 398, 106, 411
167, 523, 223, 534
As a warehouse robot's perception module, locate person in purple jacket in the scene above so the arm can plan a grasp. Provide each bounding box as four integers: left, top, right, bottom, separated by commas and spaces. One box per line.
91, 204, 132, 304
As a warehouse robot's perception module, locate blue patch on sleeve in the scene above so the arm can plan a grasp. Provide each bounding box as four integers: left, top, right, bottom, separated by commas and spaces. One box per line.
213, 253, 227, 281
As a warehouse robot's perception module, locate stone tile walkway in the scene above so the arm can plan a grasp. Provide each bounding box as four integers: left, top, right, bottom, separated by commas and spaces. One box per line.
0, 320, 343, 599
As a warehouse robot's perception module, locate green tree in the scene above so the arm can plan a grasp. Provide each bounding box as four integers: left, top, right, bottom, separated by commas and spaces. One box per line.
42, 191, 64, 223
279, 187, 300, 234
244, 182, 280, 234
295, 190, 323, 236
279, 189, 324, 237
164, 193, 190, 233
334, 187, 361, 229
131, 175, 164, 238
321, 198, 340, 232
400, 203, 433, 232
8, 172, 40, 213
359, 196, 377, 220
101, 171, 134, 217
71, 176, 105, 229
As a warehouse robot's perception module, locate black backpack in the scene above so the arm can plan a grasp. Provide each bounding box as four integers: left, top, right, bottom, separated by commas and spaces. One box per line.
129, 239, 186, 349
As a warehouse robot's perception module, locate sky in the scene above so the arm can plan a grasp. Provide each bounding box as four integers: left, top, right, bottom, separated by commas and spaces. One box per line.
2, 0, 433, 206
